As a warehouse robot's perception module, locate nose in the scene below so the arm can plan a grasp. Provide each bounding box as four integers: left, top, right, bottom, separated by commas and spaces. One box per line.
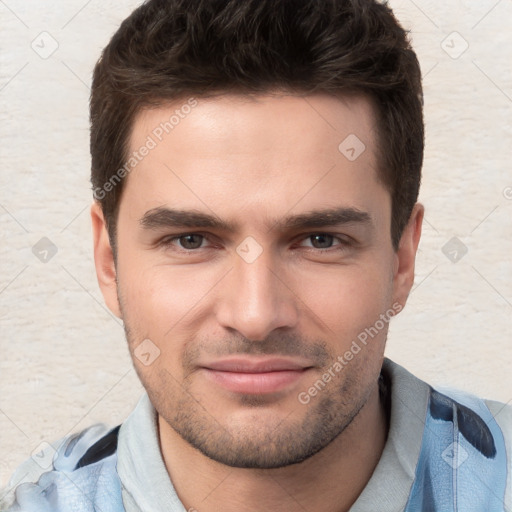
215, 246, 299, 341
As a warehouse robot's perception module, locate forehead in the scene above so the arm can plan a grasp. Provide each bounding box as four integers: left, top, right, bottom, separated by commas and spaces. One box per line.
121, 93, 388, 231
131, 92, 378, 160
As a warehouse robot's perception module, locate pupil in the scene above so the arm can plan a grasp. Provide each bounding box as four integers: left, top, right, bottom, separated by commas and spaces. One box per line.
311, 234, 333, 249
181, 234, 203, 249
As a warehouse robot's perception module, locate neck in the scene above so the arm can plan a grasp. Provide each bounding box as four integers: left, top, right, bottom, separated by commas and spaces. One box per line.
158, 381, 388, 512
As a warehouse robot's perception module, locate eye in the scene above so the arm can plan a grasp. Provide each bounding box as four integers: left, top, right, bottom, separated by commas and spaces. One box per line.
306, 234, 335, 249
179, 234, 205, 249
162, 233, 208, 250
299, 234, 345, 250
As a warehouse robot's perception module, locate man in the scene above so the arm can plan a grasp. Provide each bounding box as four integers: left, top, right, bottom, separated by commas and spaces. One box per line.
2, 0, 511, 510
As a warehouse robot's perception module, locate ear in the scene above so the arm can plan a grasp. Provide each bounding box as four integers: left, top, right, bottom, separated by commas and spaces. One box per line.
392, 203, 424, 309
91, 202, 122, 318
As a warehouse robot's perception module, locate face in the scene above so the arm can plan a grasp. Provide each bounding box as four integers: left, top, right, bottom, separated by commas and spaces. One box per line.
92, 93, 422, 469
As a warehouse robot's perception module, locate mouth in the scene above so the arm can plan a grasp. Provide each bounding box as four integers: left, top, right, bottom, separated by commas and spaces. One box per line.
199, 357, 314, 394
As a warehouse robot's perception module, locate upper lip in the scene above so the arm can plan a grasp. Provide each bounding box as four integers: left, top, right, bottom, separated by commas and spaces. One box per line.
201, 357, 313, 373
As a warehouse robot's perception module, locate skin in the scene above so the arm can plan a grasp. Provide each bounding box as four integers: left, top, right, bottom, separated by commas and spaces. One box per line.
92, 92, 423, 512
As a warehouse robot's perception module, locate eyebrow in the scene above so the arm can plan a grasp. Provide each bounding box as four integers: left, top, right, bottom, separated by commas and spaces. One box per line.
139, 206, 373, 232
140, 208, 236, 231
275, 208, 372, 231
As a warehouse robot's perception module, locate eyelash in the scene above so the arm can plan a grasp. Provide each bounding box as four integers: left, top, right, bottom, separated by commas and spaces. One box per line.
158, 232, 353, 254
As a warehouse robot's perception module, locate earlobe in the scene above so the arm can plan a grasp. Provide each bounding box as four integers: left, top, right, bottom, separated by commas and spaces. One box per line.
90, 202, 122, 318
392, 203, 424, 309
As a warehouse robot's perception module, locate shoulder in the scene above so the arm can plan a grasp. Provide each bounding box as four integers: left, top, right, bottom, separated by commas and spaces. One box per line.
407, 385, 511, 511
381, 359, 511, 510
1, 424, 122, 512
430, 386, 512, 460
485, 397, 512, 511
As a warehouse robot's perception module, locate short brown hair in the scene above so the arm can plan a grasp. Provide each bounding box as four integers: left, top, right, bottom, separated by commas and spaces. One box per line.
90, 0, 423, 252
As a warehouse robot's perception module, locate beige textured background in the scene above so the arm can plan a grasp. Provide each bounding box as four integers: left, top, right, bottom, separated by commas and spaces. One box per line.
1, 0, 511, 490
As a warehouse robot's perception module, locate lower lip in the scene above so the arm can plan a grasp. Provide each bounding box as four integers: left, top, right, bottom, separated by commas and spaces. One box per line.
203, 368, 309, 394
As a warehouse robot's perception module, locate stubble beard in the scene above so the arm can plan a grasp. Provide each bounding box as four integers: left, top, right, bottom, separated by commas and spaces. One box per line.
119, 298, 376, 469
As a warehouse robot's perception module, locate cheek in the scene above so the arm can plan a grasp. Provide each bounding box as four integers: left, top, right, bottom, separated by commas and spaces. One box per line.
118, 259, 220, 339
117, 265, 216, 384
295, 261, 393, 345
